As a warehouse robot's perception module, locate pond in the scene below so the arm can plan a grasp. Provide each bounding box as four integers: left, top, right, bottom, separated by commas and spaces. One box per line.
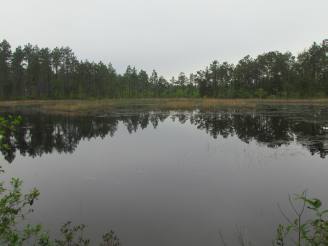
1, 105, 328, 245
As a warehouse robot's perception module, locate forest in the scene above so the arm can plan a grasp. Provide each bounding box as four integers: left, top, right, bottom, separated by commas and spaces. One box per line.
0, 39, 327, 99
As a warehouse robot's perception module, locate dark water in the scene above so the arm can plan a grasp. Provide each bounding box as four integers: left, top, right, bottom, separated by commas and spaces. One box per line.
1, 105, 328, 245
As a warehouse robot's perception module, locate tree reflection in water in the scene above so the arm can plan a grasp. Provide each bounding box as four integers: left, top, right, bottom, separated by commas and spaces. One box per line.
1, 105, 328, 163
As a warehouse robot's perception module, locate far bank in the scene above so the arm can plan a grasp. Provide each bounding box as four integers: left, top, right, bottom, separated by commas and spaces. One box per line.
1, 98, 328, 115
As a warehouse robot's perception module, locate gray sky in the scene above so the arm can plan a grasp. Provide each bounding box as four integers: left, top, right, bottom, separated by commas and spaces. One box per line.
1, 0, 327, 78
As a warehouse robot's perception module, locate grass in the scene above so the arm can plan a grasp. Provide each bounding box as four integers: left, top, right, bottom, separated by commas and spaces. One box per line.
1, 98, 328, 115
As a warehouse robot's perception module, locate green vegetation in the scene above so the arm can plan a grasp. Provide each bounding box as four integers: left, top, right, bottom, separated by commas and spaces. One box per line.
273, 192, 328, 246
0, 39, 327, 99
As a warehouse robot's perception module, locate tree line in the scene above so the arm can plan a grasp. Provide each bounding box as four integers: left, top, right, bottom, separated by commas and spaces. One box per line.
196, 42, 328, 98
0, 39, 327, 99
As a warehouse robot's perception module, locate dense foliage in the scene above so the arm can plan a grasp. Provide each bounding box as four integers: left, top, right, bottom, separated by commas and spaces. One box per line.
0, 39, 327, 99
196, 43, 328, 98
0, 39, 197, 99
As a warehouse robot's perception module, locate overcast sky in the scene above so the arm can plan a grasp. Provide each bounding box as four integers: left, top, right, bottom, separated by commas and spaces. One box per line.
0, 0, 327, 77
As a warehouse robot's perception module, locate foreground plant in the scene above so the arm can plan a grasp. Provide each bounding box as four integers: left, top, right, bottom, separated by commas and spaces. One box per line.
0, 177, 48, 245
274, 192, 328, 246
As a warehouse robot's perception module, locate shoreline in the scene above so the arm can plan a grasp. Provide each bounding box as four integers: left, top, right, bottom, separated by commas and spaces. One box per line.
0, 98, 328, 115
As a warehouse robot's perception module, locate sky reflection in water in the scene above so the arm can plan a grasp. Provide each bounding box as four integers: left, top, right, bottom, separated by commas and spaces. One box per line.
1, 106, 328, 246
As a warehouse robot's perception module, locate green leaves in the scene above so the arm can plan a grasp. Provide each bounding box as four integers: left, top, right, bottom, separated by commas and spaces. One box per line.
0, 177, 44, 246
299, 197, 322, 210
55, 222, 90, 246
274, 193, 328, 246
101, 230, 121, 246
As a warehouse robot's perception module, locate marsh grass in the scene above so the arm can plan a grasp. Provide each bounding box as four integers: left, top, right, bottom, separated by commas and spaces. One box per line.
1, 98, 328, 115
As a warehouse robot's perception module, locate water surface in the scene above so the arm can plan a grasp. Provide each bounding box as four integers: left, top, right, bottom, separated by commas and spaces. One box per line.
1, 105, 328, 245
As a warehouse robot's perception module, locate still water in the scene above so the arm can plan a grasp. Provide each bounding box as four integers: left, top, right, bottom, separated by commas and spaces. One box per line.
1, 105, 328, 245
